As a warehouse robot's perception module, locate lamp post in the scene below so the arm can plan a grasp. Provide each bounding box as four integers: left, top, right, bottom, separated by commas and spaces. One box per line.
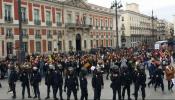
18, 0, 24, 63
111, 0, 122, 49
151, 10, 157, 44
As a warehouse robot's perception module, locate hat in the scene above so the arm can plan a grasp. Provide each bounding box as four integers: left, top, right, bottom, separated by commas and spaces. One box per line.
68, 67, 74, 71
49, 64, 55, 69
111, 65, 119, 69
33, 67, 38, 70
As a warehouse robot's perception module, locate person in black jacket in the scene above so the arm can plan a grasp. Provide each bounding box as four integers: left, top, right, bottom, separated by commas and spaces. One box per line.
30, 67, 41, 100
154, 65, 164, 92
79, 68, 88, 100
52, 64, 63, 100
110, 65, 121, 100
19, 68, 32, 99
134, 63, 146, 100
8, 63, 18, 99
64, 67, 79, 100
92, 67, 104, 100
121, 66, 132, 100
45, 64, 53, 99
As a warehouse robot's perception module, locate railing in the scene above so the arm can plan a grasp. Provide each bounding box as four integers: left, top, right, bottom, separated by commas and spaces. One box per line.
46, 21, 52, 26
35, 34, 41, 39
47, 34, 52, 39
22, 18, 28, 24
34, 19, 41, 25
6, 35, 14, 39
22, 34, 28, 38
4, 16, 13, 23
57, 22, 62, 26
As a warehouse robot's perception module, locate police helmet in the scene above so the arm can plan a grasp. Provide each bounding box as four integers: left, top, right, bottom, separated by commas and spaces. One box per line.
49, 64, 55, 70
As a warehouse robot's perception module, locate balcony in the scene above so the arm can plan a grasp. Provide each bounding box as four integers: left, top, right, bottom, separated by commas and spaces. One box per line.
6, 35, 14, 39
47, 34, 53, 39
110, 27, 113, 30
46, 21, 52, 26
65, 23, 92, 29
35, 34, 41, 39
101, 26, 103, 30
34, 19, 41, 25
4, 16, 13, 23
22, 18, 28, 24
22, 34, 28, 39
57, 22, 62, 27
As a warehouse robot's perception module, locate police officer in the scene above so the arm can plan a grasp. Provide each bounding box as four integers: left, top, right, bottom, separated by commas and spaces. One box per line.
64, 67, 79, 100
92, 67, 104, 100
8, 62, 18, 99
121, 66, 132, 100
154, 65, 164, 92
19, 66, 32, 99
110, 65, 121, 100
79, 67, 88, 100
45, 64, 54, 99
134, 62, 146, 100
30, 67, 41, 100
52, 64, 63, 100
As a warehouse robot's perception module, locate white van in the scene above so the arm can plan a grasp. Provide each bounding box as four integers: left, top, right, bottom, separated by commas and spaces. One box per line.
154, 40, 168, 50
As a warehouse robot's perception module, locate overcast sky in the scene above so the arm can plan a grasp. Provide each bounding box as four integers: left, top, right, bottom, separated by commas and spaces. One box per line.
88, 0, 175, 22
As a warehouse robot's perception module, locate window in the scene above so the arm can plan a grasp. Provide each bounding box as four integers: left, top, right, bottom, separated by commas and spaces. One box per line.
96, 40, 98, 47
76, 15, 79, 25
7, 42, 13, 54
46, 11, 51, 22
105, 19, 108, 27
23, 42, 28, 52
67, 14, 72, 23
84, 40, 86, 49
100, 19, 103, 27
69, 40, 72, 50
6, 28, 12, 36
36, 41, 41, 52
90, 40, 93, 48
111, 40, 112, 46
22, 29, 27, 36
57, 13, 61, 22
34, 9, 39, 21
90, 17, 92, 25
48, 41, 52, 51
122, 17, 124, 21
101, 40, 103, 47
4, 5, 12, 20
106, 40, 108, 47
21, 7, 26, 21
96, 19, 98, 26
83, 15, 86, 25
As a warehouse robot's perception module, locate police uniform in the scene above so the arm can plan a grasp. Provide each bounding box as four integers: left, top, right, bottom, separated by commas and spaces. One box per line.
52, 65, 63, 100
92, 67, 104, 100
8, 63, 18, 99
45, 66, 53, 99
134, 63, 146, 100
19, 68, 32, 99
64, 67, 79, 100
121, 66, 132, 100
79, 68, 88, 100
110, 65, 121, 100
30, 67, 41, 99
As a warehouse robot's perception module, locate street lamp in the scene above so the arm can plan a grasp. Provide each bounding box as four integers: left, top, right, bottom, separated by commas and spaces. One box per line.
151, 10, 157, 44
111, 0, 122, 49
18, 0, 24, 63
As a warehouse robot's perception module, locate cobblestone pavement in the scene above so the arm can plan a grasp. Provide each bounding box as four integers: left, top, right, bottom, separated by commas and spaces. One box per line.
0, 72, 175, 99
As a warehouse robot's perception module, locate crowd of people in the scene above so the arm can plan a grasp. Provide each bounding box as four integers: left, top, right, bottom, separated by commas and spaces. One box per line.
0, 47, 175, 100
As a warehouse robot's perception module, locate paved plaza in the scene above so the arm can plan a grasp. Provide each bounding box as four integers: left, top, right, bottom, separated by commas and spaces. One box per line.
0, 72, 175, 100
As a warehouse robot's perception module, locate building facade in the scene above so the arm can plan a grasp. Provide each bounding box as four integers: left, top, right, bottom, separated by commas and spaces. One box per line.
0, 0, 118, 57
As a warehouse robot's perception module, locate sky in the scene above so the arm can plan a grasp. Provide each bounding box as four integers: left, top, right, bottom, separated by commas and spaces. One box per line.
87, 0, 175, 22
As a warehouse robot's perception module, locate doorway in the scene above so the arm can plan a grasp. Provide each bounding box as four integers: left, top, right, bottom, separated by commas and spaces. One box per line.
76, 34, 81, 51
